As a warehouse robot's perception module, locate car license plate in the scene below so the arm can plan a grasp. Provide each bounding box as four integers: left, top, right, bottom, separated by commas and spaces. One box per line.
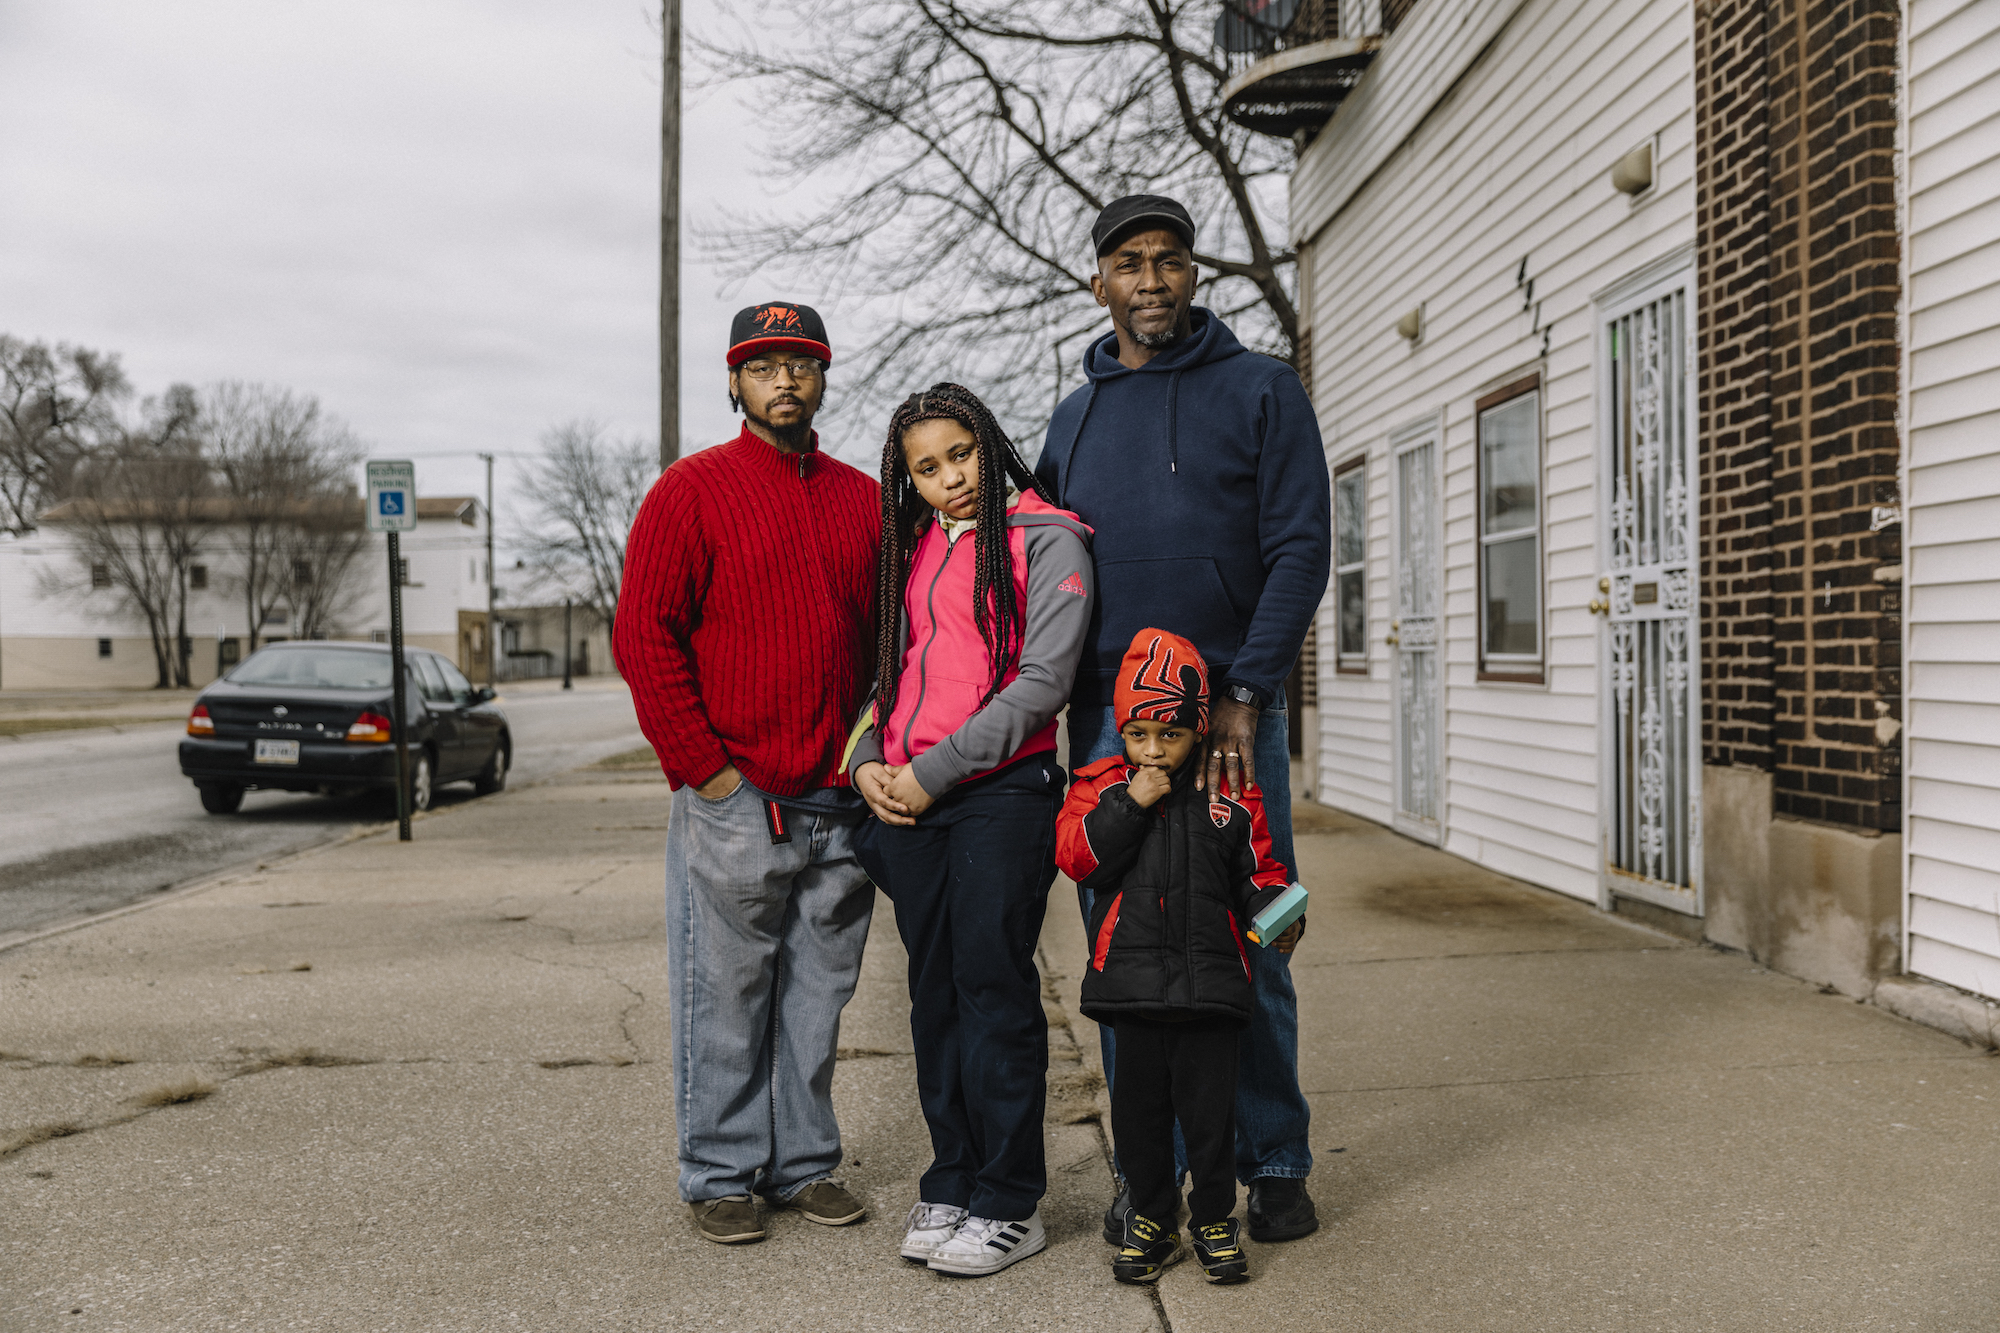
254, 739, 300, 765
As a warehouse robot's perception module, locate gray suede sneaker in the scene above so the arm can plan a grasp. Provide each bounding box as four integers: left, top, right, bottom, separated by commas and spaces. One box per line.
788, 1179, 866, 1226
692, 1195, 764, 1244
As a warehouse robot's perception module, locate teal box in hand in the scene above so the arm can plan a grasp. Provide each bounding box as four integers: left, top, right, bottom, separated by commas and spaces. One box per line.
1246, 883, 1308, 946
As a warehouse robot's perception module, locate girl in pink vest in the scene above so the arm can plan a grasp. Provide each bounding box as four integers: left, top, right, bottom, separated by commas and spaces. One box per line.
849, 382, 1094, 1278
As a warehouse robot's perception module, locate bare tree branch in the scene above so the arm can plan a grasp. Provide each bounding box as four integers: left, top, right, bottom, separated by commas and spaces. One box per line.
41, 391, 212, 688
515, 420, 655, 631
693, 0, 1296, 451
202, 383, 360, 650
0, 334, 129, 534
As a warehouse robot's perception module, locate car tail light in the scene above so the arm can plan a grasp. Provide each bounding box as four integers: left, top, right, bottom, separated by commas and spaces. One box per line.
187, 704, 214, 736
347, 712, 393, 743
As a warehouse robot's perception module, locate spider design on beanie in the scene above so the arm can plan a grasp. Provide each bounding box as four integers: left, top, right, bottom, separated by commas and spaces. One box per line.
1116, 630, 1210, 732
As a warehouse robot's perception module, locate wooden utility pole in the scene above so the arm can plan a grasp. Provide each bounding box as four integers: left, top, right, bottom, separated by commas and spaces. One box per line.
660, 0, 682, 468
477, 451, 496, 689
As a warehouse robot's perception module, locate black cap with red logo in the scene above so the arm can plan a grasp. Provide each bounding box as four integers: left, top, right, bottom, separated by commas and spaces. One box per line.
727, 302, 833, 368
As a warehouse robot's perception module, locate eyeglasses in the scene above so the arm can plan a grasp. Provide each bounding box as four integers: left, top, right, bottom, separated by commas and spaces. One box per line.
737, 358, 824, 382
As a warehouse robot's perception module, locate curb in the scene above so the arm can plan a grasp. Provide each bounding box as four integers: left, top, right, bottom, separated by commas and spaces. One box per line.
1872, 976, 2000, 1050
2, 719, 186, 746
0, 824, 380, 956
0, 756, 642, 957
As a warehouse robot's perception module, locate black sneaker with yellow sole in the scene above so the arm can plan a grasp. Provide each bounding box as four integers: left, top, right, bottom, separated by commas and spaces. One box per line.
1190, 1218, 1250, 1283
1112, 1214, 1184, 1284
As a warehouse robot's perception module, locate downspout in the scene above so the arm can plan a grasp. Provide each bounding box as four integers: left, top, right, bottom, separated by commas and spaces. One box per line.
1793, 0, 1817, 757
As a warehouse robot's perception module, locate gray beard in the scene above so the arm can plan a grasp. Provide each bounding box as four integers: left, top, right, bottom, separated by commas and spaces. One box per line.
1133, 327, 1184, 349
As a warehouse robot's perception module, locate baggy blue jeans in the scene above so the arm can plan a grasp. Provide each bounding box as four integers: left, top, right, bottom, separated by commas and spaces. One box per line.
664, 781, 876, 1202
1069, 695, 1314, 1183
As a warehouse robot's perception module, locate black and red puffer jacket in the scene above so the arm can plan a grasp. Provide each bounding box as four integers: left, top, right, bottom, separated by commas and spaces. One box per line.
1057, 755, 1293, 1026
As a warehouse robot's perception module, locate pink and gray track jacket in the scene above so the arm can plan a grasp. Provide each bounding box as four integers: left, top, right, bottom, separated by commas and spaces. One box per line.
849, 490, 1094, 798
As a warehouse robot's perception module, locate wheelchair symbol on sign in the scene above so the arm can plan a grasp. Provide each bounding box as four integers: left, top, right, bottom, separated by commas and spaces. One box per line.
378, 492, 405, 516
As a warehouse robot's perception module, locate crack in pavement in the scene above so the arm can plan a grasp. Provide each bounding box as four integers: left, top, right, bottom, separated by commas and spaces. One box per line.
2, 1049, 382, 1159
0, 1046, 670, 1160
1295, 943, 1682, 969
1304, 1050, 1991, 1097
506, 947, 648, 1064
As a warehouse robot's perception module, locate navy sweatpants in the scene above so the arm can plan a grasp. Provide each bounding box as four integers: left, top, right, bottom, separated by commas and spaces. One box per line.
852, 753, 1064, 1221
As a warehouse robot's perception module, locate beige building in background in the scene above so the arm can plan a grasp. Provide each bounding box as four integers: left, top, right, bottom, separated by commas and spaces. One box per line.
0, 496, 491, 690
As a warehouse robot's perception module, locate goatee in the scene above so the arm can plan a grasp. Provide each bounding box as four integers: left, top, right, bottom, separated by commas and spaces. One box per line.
746, 404, 814, 452
1134, 327, 1184, 349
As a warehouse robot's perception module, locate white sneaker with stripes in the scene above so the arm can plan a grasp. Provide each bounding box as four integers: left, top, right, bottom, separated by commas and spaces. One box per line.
900, 1201, 970, 1263
926, 1208, 1046, 1277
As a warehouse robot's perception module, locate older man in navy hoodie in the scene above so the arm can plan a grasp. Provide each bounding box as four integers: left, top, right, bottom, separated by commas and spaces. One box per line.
1035, 194, 1330, 1245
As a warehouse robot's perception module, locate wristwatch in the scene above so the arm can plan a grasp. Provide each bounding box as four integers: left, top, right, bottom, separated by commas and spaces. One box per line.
1223, 684, 1262, 709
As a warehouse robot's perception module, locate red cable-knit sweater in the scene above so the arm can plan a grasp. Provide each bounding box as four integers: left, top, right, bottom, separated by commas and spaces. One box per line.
614, 424, 879, 795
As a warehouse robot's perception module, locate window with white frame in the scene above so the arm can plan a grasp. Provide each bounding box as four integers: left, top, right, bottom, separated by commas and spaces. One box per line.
1334, 456, 1367, 671
1476, 375, 1543, 681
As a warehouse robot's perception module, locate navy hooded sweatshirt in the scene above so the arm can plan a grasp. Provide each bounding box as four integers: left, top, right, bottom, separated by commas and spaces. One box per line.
1034, 308, 1330, 708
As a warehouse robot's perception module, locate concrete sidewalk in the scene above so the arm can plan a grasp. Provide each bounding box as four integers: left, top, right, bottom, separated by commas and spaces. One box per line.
2, 765, 1996, 1331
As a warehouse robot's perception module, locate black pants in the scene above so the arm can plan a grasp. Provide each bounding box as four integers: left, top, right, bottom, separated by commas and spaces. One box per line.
852, 753, 1062, 1221
1111, 1016, 1242, 1229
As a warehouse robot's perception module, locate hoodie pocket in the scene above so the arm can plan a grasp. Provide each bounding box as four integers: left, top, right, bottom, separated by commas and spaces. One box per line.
1095, 557, 1244, 670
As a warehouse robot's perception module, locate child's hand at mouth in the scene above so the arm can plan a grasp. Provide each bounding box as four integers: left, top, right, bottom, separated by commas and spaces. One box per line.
1127, 764, 1173, 809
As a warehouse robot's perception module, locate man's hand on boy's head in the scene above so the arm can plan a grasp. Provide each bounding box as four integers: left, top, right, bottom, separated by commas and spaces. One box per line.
1126, 763, 1173, 809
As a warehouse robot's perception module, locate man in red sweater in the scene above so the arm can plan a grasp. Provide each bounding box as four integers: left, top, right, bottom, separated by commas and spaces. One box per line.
614, 303, 880, 1246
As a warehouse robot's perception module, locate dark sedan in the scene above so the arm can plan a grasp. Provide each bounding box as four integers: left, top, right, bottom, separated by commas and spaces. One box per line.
179, 641, 510, 815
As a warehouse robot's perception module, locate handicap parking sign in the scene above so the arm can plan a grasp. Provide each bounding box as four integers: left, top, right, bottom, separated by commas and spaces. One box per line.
366, 460, 417, 532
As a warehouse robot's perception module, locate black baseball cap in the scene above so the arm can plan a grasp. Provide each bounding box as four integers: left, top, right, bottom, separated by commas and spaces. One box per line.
727, 302, 833, 367
1091, 195, 1196, 257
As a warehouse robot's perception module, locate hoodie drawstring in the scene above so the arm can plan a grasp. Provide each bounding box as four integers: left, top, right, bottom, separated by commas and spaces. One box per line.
1168, 371, 1182, 475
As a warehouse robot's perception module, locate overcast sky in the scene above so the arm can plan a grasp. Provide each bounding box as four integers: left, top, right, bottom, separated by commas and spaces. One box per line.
0, 1, 861, 539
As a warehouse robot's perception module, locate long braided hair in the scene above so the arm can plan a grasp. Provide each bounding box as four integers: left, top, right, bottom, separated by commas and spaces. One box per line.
874, 383, 1046, 727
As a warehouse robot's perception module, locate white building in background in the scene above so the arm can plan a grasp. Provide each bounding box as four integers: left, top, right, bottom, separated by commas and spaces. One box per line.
1901, 2, 2000, 1006
0, 497, 492, 690
1290, 0, 1696, 903
1236, 0, 1997, 1027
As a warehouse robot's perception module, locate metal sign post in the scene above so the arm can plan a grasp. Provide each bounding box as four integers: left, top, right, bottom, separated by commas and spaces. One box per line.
367, 460, 418, 842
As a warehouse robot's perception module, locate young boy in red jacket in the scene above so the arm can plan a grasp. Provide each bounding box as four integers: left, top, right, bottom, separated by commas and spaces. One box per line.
1056, 628, 1297, 1285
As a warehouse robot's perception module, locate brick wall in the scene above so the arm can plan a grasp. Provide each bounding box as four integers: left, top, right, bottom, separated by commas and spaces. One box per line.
1695, 0, 1778, 772
1695, 0, 1902, 832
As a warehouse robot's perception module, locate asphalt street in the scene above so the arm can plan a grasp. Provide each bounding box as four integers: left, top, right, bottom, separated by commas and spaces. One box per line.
0, 677, 646, 938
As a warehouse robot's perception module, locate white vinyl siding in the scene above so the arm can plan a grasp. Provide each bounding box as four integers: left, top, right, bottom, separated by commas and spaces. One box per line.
1300, 0, 1693, 903
1317, 448, 1395, 826
1903, 0, 2000, 1003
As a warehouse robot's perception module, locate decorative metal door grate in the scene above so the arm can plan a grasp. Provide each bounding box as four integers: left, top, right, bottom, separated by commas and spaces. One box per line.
1393, 434, 1440, 834
1603, 286, 1698, 909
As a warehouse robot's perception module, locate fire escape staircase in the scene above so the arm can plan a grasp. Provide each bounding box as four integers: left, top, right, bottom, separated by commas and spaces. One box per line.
1216, 0, 1414, 143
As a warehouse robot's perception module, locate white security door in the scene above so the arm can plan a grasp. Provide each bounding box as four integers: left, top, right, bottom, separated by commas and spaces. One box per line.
1597, 269, 1701, 915
1390, 422, 1441, 840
